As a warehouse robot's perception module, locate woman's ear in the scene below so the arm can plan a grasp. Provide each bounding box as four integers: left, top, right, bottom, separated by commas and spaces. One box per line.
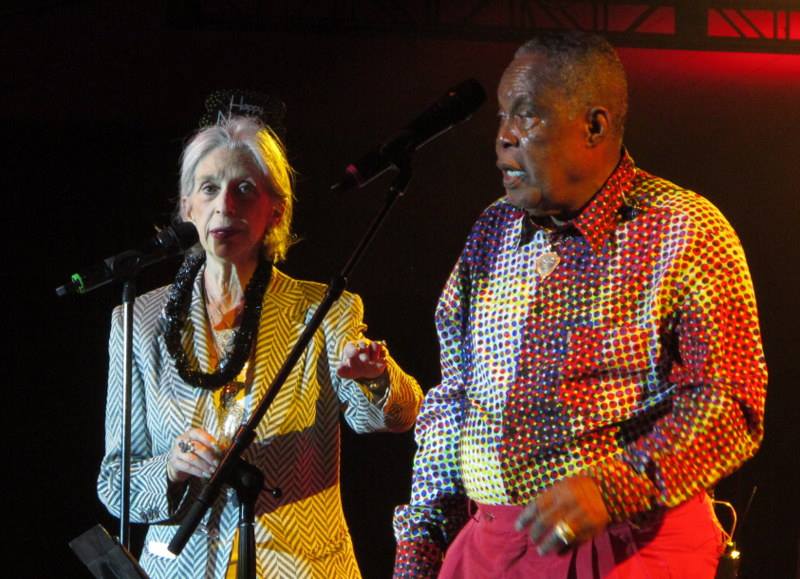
180, 196, 191, 221
271, 204, 285, 227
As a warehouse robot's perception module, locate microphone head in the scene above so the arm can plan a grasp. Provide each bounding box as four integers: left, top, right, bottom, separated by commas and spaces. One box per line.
403, 78, 487, 152
156, 222, 199, 254
330, 78, 487, 193
446, 79, 487, 121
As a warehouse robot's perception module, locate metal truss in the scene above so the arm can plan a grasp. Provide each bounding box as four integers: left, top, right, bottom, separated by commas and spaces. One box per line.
166, 1, 800, 53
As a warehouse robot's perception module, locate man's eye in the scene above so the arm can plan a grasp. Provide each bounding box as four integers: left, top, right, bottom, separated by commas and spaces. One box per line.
497, 110, 539, 129
200, 183, 218, 195
517, 113, 540, 129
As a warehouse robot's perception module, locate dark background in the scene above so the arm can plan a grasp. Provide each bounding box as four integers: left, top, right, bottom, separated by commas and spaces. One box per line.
3, 3, 798, 578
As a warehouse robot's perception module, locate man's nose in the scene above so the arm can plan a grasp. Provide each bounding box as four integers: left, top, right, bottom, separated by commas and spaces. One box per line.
497, 122, 518, 149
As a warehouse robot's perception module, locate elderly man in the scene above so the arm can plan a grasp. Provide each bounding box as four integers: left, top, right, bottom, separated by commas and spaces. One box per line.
393, 31, 766, 578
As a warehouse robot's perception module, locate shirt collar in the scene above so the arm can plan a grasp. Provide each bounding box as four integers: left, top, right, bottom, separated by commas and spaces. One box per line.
515, 149, 637, 254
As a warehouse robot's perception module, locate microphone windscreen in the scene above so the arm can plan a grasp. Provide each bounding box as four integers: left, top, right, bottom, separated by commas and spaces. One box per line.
156, 222, 199, 254
448, 79, 487, 121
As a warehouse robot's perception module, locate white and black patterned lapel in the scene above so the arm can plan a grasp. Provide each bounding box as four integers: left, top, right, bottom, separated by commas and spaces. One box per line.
250, 268, 310, 439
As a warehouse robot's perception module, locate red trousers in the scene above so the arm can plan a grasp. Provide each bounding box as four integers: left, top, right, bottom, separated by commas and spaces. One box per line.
438, 494, 723, 579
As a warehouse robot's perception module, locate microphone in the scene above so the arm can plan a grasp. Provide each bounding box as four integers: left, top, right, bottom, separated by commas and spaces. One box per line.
330, 78, 486, 193
56, 222, 199, 297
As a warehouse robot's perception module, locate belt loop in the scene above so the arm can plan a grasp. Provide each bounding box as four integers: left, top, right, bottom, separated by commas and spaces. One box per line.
468, 499, 478, 521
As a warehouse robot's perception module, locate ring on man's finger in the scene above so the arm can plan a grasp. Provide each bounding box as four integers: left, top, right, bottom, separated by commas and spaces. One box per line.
178, 440, 195, 454
553, 520, 576, 545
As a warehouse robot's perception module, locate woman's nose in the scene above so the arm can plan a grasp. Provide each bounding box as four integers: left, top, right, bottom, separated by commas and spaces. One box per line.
216, 187, 237, 215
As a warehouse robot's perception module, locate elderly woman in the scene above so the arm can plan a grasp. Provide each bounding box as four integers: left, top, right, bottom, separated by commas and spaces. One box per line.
97, 116, 423, 578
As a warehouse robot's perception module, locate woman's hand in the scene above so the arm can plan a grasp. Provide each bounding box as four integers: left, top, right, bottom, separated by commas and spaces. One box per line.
337, 340, 388, 381
166, 428, 222, 483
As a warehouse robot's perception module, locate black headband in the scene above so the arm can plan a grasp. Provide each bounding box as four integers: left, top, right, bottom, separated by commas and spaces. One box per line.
199, 89, 287, 140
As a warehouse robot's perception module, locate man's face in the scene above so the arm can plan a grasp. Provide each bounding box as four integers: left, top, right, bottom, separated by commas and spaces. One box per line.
496, 54, 592, 217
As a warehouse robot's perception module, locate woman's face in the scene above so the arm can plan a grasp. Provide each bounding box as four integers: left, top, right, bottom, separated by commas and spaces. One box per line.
182, 146, 280, 266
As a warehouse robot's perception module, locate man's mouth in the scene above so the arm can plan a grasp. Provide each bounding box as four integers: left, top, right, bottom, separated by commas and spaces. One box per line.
501, 167, 527, 188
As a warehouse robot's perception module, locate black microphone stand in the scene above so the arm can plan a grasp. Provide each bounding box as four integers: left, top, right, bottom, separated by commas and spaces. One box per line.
111, 250, 156, 550
119, 277, 135, 550
68, 249, 163, 579
64, 223, 198, 578
167, 158, 414, 579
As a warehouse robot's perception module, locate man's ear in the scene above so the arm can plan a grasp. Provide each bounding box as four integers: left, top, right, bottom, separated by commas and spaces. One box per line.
586, 107, 610, 146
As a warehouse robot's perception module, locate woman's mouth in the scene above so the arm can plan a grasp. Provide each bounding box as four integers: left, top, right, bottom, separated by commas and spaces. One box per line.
210, 227, 241, 240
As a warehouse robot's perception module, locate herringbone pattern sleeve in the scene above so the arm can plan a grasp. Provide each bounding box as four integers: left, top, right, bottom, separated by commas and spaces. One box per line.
98, 288, 182, 525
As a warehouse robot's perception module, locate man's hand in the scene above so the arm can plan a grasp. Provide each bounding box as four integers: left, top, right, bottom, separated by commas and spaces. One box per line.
515, 475, 611, 555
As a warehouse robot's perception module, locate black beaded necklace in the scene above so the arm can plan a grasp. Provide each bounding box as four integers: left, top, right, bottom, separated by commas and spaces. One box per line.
162, 252, 272, 390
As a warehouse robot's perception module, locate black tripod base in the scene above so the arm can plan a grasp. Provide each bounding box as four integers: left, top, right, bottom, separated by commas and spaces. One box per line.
70, 524, 150, 579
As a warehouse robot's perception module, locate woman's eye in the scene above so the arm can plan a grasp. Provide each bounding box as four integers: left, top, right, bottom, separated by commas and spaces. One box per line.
200, 183, 218, 195
238, 181, 256, 195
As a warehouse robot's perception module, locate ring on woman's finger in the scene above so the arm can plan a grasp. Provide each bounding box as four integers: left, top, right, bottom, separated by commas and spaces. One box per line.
178, 440, 195, 454
553, 520, 576, 545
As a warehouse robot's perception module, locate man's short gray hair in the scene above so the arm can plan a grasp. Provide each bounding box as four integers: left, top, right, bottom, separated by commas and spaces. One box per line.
515, 31, 628, 137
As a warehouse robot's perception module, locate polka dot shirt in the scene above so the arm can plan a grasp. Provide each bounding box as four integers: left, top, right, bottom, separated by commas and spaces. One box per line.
393, 152, 767, 578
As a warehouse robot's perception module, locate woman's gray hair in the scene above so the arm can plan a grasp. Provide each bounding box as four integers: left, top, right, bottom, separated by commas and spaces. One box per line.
178, 116, 295, 263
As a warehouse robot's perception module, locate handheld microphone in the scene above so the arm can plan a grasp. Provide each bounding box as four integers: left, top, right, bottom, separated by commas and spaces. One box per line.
56, 222, 199, 297
330, 78, 486, 193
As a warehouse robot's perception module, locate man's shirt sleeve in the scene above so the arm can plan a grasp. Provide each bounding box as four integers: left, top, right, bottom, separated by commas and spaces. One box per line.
393, 254, 473, 578
587, 204, 767, 520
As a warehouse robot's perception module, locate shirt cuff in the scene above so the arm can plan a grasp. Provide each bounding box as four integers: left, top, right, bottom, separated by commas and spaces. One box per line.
586, 455, 657, 522
393, 539, 443, 579
356, 372, 390, 405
